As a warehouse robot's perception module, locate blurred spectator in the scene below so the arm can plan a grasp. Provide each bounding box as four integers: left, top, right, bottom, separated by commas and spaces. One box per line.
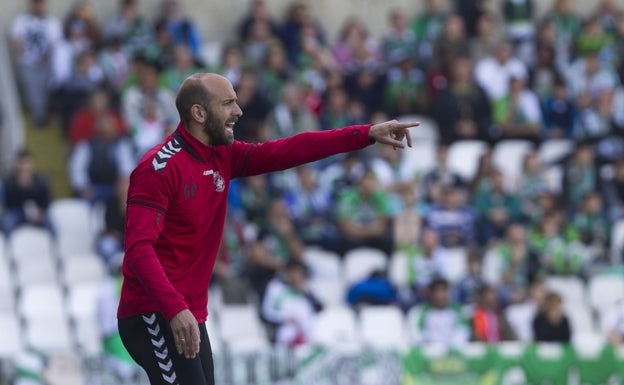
155, 0, 202, 59
603, 157, 624, 223
483, 223, 535, 305
473, 169, 523, 244
10, 0, 62, 127
546, 0, 582, 51
411, 0, 447, 68
98, 35, 131, 101
59, 49, 106, 133
0, 150, 53, 235
469, 149, 495, 194
283, 165, 339, 252
320, 151, 366, 198
319, 87, 351, 130
215, 44, 243, 88
370, 143, 419, 194
336, 169, 393, 256
258, 199, 305, 262
405, 228, 451, 303
530, 43, 565, 100
563, 143, 598, 210
243, 20, 279, 66
518, 151, 549, 217
68, 115, 135, 203
232, 70, 272, 142
569, 192, 609, 262
331, 17, 380, 70
159, 43, 204, 92
68, 88, 127, 147
103, 0, 154, 55
410, 278, 470, 348
345, 68, 386, 118
470, 12, 498, 63
475, 40, 527, 102
394, 184, 423, 253
382, 8, 417, 62
472, 285, 514, 342
603, 299, 624, 346
425, 185, 476, 248
541, 80, 576, 139
258, 44, 292, 105
532, 291, 571, 343
502, 0, 535, 64
239, 174, 272, 226
566, 51, 619, 98
261, 260, 322, 347
422, 144, 464, 204
121, 58, 178, 138
453, 0, 487, 38
238, 0, 279, 43
434, 14, 471, 65
96, 178, 128, 268
280, 2, 326, 66
297, 23, 337, 73
266, 83, 318, 139
492, 75, 542, 141
431, 56, 492, 143
575, 15, 613, 60
384, 51, 428, 116
507, 277, 546, 341
63, 1, 101, 55
573, 89, 614, 142
131, 98, 170, 158
454, 249, 485, 305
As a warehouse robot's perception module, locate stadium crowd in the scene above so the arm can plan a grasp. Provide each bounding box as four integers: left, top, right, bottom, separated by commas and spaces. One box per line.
4, 0, 624, 367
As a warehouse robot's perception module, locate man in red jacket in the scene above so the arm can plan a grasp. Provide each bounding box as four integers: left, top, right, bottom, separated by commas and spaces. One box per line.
117, 73, 416, 385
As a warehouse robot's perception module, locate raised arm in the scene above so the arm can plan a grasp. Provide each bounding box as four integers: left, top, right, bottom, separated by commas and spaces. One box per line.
230, 120, 417, 178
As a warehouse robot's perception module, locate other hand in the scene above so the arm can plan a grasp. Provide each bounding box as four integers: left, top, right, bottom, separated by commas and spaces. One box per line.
170, 309, 200, 359
369, 120, 418, 149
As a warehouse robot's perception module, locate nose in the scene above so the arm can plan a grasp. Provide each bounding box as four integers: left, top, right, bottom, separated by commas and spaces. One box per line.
234, 103, 243, 117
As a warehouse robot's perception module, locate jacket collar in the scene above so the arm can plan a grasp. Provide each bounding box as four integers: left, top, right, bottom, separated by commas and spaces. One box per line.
173, 122, 217, 163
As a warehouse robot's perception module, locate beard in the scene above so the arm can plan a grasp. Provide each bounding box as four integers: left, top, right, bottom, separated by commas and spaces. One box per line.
203, 109, 234, 146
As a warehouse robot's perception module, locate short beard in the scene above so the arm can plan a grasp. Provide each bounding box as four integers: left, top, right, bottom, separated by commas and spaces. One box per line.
202, 109, 232, 146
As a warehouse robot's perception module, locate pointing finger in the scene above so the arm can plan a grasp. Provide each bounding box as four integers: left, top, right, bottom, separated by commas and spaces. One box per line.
395, 121, 420, 129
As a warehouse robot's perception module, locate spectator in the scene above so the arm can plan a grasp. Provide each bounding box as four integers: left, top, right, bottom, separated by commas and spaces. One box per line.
319, 87, 352, 131
603, 157, 624, 223
280, 1, 325, 66
261, 260, 322, 347
501, 0, 535, 64
0, 150, 53, 235
97, 178, 128, 269
10, 0, 62, 127
469, 149, 495, 194
472, 285, 513, 343
382, 8, 417, 62
69, 88, 127, 147
405, 228, 451, 303
97, 254, 139, 382
518, 151, 549, 218
238, 0, 279, 43
532, 291, 571, 343
336, 169, 393, 256
473, 169, 523, 244
238, 174, 272, 226
546, 0, 582, 51
492, 75, 542, 142
422, 144, 465, 204
575, 15, 613, 60
130, 98, 170, 158
283, 165, 339, 252
541, 80, 576, 139
394, 184, 424, 253
453, 0, 487, 38
232, 70, 272, 142
68, 115, 135, 204
603, 299, 624, 346
345, 67, 386, 118
426, 185, 476, 248
483, 223, 536, 305
258, 199, 305, 263
243, 20, 279, 67
411, 0, 448, 68
103, 0, 154, 55
566, 50, 619, 98
506, 277, 547, 341
155, 0, 202, 59
454, 249, 485, 305
266, 83, 318, 139
470, 12, 498, 63
98, 34, 131, 102
257, 43, 292, 105
563, 143, 598, 210
159, 43, 204, 92
573, 89, 614, 142
370, 142, 419, 194
474, 40, 527, 102
568, 192, 609, 263
410, 278, 470, 348
383, 51, 428, 116
214, 44, 243, 88
63, 1, 101, 55
320, 150, 366, 199
331, 17, 380, 70
529, 43, 565, 100
431, 56, 492, 143
121, 58, 178, 138
434, 14, 471, 65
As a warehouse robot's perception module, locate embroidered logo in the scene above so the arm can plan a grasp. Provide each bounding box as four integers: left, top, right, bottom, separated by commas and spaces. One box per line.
213, 171, 225, 192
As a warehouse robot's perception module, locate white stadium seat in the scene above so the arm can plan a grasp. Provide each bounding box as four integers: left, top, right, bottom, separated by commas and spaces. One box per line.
302, 247, 342, 281
311, 305, 361, 351
343, 248, 387, 285
0, 312, 23, 357
447, 140, 489, 182
492, 140, 534, 190
405, 141, 437, 174
15, 253, 58, 287
564, 303, 596, 335
610, 219, 624, 264
8, 226, 54, 262
61, 253, 107, 286
443, 247, 468, 284
49, 199, 96, 256
359, 305, 407, 352
218, 305, 269, 354
308, 278, 346, 307
389, 251, 408, 288
504, 302, 537, 342
545, 276, 586, 306
538, 139, 574, 165
0, 255, 15, 311
397, 114, 439, 143
588, 275, 624, 313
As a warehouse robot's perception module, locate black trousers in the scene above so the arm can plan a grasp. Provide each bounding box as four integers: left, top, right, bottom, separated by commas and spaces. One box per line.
118, 313, 215, 385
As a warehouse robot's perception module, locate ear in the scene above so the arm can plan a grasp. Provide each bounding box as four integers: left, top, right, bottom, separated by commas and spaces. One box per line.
190, 104, 206, 123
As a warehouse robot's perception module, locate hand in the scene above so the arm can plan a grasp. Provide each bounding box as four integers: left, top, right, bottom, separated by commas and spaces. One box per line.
369, 120, 417, 149
170, 309, 200, 359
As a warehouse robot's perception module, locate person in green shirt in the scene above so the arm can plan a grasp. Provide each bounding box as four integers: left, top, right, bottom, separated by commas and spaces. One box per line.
411, 0, 447, 68
336, 169, 393, 256
568, 192, 609, 263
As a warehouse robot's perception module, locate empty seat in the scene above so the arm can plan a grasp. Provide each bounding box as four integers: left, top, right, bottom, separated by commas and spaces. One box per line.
447, 140, 489, 182
443, 247, 468, 284
538, 139, 574, 165
15, 253, 58, 287
61, 254, 106, 286
405, 141, 437, 175
0, 312, 23, 357
311, 306, 361, 351
25, 315, 73, 352
49, 199, 96, 256
504, 302, 537, 342
397, 114, 439, 143
610, 219, 624, 264
343, 248, 387, 285
8, 226, 54, 262
545, 276, 586, 306
389, 251, 408, 288
565, 303, 596, 334
360, 305, 407, 351
492, 140, 534, 189
19, 283, 66, 320
308, 278, 346, 307
218, 305, 269, 353
302, 247, 341, 281
67, 282, 101, 321
588, 275, 624, 313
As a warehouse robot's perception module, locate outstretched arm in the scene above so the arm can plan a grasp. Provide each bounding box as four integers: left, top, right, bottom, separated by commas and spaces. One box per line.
231, 120, 418, 178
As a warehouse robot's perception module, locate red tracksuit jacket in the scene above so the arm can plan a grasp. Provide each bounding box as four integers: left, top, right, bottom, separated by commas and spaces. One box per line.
117, 123, 374, 322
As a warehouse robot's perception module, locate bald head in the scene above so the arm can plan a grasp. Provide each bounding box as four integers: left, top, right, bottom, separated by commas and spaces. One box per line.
176, 73, 231, 127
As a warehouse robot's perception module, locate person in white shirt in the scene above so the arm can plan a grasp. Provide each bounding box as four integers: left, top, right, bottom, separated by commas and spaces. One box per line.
474, 40, 528, 102
10, 0, 62, 127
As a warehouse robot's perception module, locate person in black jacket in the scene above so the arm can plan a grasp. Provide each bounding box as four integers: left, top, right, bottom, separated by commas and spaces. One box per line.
532, 291, 571, 343
0, 149, 53, 235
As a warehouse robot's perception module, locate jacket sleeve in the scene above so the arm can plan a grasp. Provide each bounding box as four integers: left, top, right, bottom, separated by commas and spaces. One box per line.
123, 162, 188, 321
229, 124, 374, 178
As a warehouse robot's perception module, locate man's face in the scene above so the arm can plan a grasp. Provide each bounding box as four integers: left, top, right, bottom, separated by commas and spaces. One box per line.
202, 79, 243, 146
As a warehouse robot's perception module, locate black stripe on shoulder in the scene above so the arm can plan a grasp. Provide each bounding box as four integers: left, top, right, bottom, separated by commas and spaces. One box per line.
174, 130, 204, 162
128, 200, 166, 213
238, 144, 256, 177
